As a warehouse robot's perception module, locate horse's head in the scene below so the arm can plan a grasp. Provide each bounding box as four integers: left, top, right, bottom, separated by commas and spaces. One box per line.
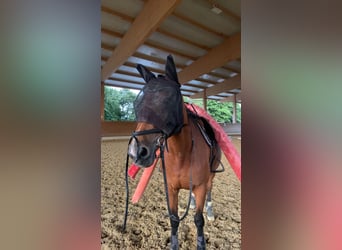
128, 55, 184, 167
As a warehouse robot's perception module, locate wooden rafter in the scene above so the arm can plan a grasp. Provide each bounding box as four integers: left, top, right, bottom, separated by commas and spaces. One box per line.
102, 54, 224, 86
223, 65, 241, 73
101, 27, 240, 75
108, 77, 143, 85
102, 39, 241, 75
101, 43, 115, 51
178, 32, 241, 84
101, 27, 197, 61
101, 6, 133, 22
190, 75, 241, 99
144, 40, 197, 60
102, 44, 234, 78
117, 66, 207, 91
101, 28, 123, 38
220, 93, 242, 103
101, 0, 181, 81
101, 7, 212, 51
172, 12, 227, 38
157, 29, 211, 50
216, 92, 237, 97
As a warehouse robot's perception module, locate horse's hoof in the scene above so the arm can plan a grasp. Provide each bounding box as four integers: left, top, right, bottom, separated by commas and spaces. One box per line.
206, 214, 215, 221
170, 235, 179, 250
197, 236, 206, 250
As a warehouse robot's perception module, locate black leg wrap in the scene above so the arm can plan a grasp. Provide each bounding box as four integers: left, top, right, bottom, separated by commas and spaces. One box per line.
194, 213, 205, 235
171, 234, 179, 250
197, 236, 206, 250
170, 215, 179, 235
170, 215, 179, 250
194, 213, 206, 250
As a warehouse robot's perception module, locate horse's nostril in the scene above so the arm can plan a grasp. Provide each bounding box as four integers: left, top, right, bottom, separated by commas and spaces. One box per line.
139, 146, 149, 158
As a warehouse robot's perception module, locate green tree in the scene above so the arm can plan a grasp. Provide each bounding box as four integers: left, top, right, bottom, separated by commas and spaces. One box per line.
118, 89, 136, 120
236, 103, 241, 123
207, 100, 233, 123
104, 87, 137, 121
187, 98, 241, 123
104, 87, 120, 121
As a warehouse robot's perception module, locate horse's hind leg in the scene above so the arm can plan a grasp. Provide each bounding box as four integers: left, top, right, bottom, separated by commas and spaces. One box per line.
193, 188, 207, 250
205, 190, 215, 221
190, 192, 196, 209
204, 173, 215, 221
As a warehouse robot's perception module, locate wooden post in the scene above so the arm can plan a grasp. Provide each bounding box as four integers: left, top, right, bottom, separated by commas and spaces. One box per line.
232, 94, 237, 124
101, 82, 105, 121
203, 89, 207, 111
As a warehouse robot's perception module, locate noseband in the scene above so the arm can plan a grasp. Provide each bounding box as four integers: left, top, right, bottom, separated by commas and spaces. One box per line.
132, 128, 163, 137
131, 128, 167, 149
128, 128, 168, 161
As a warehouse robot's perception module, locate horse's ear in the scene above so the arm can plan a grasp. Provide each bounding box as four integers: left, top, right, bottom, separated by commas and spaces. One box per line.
136, 64, 156, 83
165, 55, 179, 84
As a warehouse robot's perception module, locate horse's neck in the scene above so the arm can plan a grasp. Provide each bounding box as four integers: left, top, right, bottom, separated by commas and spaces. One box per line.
167, 104, 192, 154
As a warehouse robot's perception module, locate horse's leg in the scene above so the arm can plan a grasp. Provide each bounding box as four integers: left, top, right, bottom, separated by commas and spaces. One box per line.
190, 192, 196, 209
205, 190, 215, 221
205, 174, 215, 221
193, 187, 207, 250
206, 146, 219, 221
168, 188, 179, 250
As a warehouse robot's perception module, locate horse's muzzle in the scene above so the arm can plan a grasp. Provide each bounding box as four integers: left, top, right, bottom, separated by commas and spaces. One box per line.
128, 139, 156, 167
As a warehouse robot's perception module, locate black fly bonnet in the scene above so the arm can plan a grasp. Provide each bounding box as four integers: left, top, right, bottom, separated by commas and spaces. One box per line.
134, 55, 184, 137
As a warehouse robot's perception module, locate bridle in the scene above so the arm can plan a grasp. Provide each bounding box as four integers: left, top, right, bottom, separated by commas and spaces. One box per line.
130, 128, 168, 155
122, 122, 194, 232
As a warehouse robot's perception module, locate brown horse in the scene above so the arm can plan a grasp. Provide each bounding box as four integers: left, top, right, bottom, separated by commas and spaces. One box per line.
128, 55, 222, 250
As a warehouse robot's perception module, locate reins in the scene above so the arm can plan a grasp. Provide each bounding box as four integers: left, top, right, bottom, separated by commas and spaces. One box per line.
122, 125, 194, 231
122, 128, 163, 232
160, 136, 194, 223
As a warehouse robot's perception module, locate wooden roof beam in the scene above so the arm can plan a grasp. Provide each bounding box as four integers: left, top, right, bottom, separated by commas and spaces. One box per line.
220, 93, 242, 103
101, 7, 211, 51
223, 65, 241, 73
102, 49, 230, 86
101, 27, 197, 60
101, 0, 181, 81
172, 12, 227, 38
178, 32, 241, 84
101, 6, 133, 22
101, 28, 122, 38
190, 75, 240, 99
102, 42, 240, 75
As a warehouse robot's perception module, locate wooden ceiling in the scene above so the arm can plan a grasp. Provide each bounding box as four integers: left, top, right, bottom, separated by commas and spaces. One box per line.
101, 0, 241, 102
